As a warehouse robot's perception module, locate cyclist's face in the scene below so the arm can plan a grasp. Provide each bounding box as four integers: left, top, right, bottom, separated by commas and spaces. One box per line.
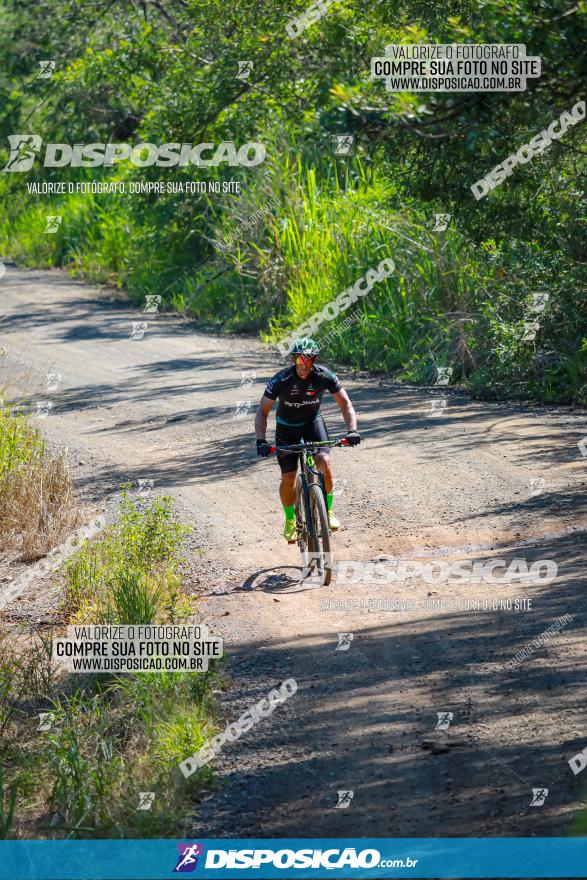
293, 355, 315, 378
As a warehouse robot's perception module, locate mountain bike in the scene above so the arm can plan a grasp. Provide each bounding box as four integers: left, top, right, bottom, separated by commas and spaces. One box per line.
269, 437, 348, 586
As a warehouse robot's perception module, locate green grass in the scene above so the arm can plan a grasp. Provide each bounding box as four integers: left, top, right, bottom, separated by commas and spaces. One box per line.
0, 142, 584, 402
0, 767, 18, 840
0, 405, 45, 476
63, 490, 191, 623
43, 668, 217, 837
0, 144, 484, 388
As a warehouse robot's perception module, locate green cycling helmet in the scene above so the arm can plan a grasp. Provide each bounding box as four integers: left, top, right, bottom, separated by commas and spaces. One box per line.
289, 337, 320, 358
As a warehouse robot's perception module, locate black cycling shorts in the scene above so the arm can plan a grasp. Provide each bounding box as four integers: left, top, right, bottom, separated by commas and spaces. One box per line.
275, 414, 330, 474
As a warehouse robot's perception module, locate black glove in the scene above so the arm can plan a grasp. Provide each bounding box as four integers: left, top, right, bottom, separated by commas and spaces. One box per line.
257, 439, 271, 457
346, 431, 361, 446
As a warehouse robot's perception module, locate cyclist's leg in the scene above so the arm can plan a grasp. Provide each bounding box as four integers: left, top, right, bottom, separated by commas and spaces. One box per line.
305, 414, 333, 493
275, 424, 301, 540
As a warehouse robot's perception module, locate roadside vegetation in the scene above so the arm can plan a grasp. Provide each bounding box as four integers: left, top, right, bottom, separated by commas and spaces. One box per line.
0, 0, 585, 403
0, 403, 218, 839
0, 403, 78, 561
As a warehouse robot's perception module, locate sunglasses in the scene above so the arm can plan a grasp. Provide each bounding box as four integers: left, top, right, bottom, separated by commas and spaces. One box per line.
293, 354, 317, 366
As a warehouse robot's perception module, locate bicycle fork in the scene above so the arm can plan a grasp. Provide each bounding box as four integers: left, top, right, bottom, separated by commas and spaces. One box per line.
307, 451, 329, 531
300, 474, 317, 542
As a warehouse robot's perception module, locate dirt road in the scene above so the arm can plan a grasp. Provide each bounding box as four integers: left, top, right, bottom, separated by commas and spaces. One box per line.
1, 264, 587, 837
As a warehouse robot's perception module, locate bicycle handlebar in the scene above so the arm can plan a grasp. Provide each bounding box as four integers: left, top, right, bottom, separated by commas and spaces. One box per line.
269, 437, 349, 454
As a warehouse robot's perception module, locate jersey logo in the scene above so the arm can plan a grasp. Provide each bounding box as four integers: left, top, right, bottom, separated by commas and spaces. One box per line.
285, 399, 320, 408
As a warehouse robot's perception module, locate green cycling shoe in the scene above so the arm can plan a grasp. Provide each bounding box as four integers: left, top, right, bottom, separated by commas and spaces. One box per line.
328, 511, 340, 531
283, 519, 298, 543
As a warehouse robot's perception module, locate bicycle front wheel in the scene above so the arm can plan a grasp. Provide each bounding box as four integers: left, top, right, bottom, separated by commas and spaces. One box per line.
296, 474, 317, 571
308, 482, 332, 586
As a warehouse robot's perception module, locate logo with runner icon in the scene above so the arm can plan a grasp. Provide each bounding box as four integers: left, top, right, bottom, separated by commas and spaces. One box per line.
435, 711, 453, 730
335, 790, 354, 808
174, 843, 204, 872
336, 632, 354, 651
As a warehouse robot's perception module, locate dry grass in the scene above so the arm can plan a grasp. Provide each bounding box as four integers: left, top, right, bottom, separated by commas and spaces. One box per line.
0, 404, 79, 561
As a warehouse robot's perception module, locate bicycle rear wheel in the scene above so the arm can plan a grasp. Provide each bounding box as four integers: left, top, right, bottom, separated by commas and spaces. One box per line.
308, 483, 332, 586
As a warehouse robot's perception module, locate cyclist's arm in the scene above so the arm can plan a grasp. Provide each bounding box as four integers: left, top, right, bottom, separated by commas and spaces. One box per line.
332, 389, 357, 432
255, 395, 275, 439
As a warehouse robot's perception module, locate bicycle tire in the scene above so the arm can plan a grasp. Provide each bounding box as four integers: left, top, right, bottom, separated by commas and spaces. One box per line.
295, 475, 317, 566
308, 482, 332, 586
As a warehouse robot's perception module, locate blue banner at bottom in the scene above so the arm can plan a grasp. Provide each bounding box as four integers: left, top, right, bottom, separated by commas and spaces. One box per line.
1, 838, 587, 879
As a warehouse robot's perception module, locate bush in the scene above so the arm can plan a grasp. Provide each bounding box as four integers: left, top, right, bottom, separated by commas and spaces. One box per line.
63, 491, 191, 623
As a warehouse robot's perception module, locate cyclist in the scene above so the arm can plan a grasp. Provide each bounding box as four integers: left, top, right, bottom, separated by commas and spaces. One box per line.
255, 337, 361, 542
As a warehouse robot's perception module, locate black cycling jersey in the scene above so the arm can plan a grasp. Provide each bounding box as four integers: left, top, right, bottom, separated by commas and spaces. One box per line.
264, 364, 342, 426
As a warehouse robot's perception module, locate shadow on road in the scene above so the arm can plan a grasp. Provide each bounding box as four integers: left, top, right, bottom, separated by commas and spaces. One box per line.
193, 528, 587, 838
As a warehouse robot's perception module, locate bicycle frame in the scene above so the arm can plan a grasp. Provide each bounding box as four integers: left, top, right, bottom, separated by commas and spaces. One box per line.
269, 437, 347, 541
297, 443, 324, 542
268, 437, 348, 584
